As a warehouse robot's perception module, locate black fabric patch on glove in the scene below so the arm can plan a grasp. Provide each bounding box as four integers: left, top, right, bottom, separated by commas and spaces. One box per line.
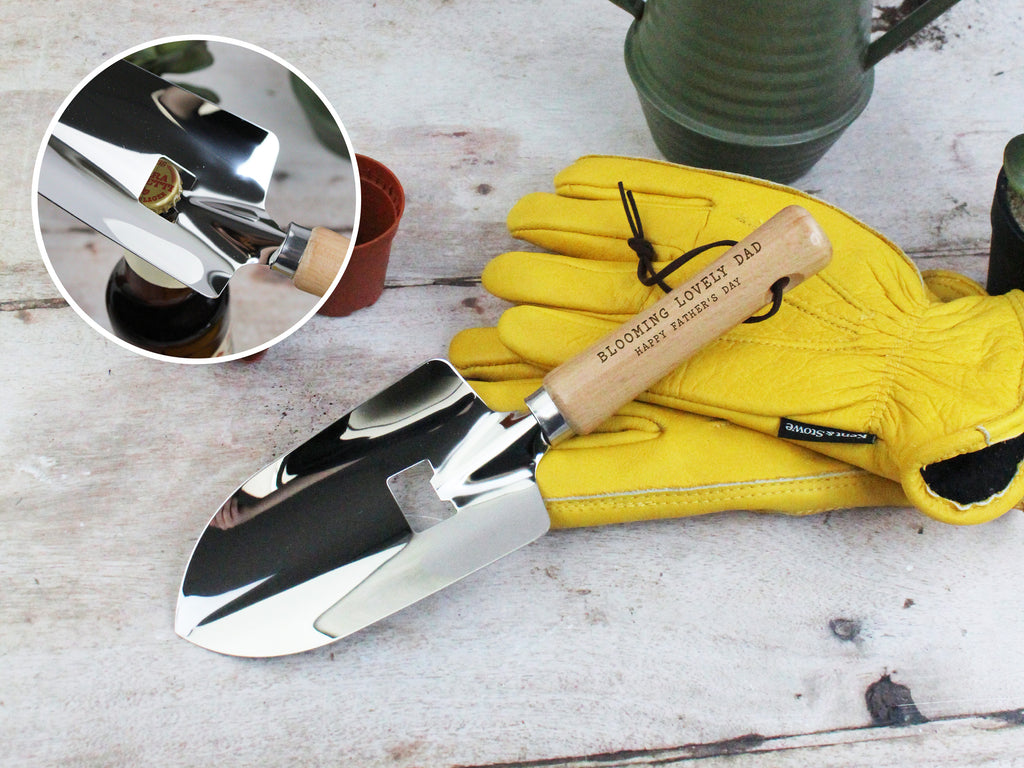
920, 432, 1024, 506
778, 418, 876, 444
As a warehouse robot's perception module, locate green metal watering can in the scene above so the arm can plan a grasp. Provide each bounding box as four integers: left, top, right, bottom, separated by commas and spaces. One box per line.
609, 0, 962, 182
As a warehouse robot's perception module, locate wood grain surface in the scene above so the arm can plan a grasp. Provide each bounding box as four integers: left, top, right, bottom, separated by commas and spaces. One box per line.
2, 1, 1023, 766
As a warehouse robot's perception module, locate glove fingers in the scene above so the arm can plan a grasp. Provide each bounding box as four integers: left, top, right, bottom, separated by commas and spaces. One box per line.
465, 373, 890, 481
497, 305, 617, 369
494, 306, 834, 431
551, 155, 828, 222
548, 155, 936, 315
461, 377, 536, 414
482, 240, 755, 314
492, 304, 791, 384
509, 192, 726, 261
448, 327, 547, 382
551, 156, 717, 202
551, 155, 802, 234
482, 251, 659, 313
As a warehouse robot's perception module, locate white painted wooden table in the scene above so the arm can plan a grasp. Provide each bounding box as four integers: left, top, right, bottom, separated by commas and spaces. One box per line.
3, 2, 1024, 766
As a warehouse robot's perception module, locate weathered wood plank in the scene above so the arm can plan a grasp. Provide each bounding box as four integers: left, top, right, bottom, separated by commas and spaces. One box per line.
468, 713, 1024, 767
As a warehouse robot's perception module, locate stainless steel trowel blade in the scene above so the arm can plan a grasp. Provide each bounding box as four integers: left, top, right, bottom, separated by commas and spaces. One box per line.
38, 59, 284, 297
176, 360, 551, 657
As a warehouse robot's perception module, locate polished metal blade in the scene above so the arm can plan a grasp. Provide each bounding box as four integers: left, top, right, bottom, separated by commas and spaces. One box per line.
176, 360, 551, 657
38, 59, 284, 297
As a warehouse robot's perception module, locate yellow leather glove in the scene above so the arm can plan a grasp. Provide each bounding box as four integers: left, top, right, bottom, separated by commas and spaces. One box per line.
450, 268, 984, 528
450, 328, 906, 528
480, 156, 1022, 525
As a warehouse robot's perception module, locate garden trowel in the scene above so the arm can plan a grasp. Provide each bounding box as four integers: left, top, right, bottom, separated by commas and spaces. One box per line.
175, 205, 831, 656
38, 58, 350, 298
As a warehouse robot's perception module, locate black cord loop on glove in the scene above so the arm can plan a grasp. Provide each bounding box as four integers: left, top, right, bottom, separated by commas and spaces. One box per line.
744, 277, 788, 323
618, 182, 786, 323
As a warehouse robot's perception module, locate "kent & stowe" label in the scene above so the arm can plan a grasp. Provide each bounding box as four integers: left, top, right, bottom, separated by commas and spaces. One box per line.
595, 241, 762, 364
778, 417, 876, 444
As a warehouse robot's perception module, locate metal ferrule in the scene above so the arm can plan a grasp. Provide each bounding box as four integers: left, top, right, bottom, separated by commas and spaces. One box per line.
525, 387, 573, 447
267, 223, 312, 277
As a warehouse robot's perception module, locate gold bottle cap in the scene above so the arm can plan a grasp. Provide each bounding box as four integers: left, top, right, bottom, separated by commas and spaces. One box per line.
139, 157, 182, 214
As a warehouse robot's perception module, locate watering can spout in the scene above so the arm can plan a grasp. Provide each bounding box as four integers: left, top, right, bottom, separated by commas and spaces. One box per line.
608, 0, 644, 20
864, 0, 961, 69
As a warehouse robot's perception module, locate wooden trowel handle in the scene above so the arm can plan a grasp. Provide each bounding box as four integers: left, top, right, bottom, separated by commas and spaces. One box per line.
292, 227, 352, 296
541, 205, 832, 437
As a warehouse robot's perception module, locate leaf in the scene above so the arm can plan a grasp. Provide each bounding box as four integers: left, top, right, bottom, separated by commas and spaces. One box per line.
126, 41, 214, 76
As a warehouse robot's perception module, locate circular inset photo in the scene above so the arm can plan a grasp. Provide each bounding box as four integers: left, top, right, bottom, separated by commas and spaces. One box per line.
33, 37, 358, 362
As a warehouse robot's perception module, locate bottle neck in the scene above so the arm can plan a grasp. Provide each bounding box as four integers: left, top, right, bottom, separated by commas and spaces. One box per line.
122, 251, 189, 290
106, 256, 232, 358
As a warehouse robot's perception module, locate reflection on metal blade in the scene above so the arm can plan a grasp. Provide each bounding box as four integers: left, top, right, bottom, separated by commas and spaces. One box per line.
314, 473, 547, 640
176, 360, 551, 656
177, 545, 405, 657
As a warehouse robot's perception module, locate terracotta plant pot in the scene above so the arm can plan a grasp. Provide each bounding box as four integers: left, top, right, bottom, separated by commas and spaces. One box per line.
318, 154, 405, 317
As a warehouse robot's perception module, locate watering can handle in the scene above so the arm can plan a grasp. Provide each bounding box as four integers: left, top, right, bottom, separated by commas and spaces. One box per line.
865, 0, 961, 68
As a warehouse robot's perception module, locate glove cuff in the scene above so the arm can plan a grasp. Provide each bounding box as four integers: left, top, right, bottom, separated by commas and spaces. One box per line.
905, 425, 1024, 525
901, 291, 1024, 524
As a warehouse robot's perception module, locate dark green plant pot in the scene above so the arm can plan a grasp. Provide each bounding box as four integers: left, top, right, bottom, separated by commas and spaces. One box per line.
612, 0, 963, 182
987, 170, 1024, 295
632, 81, 867, 184
620, 2, 874, 183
